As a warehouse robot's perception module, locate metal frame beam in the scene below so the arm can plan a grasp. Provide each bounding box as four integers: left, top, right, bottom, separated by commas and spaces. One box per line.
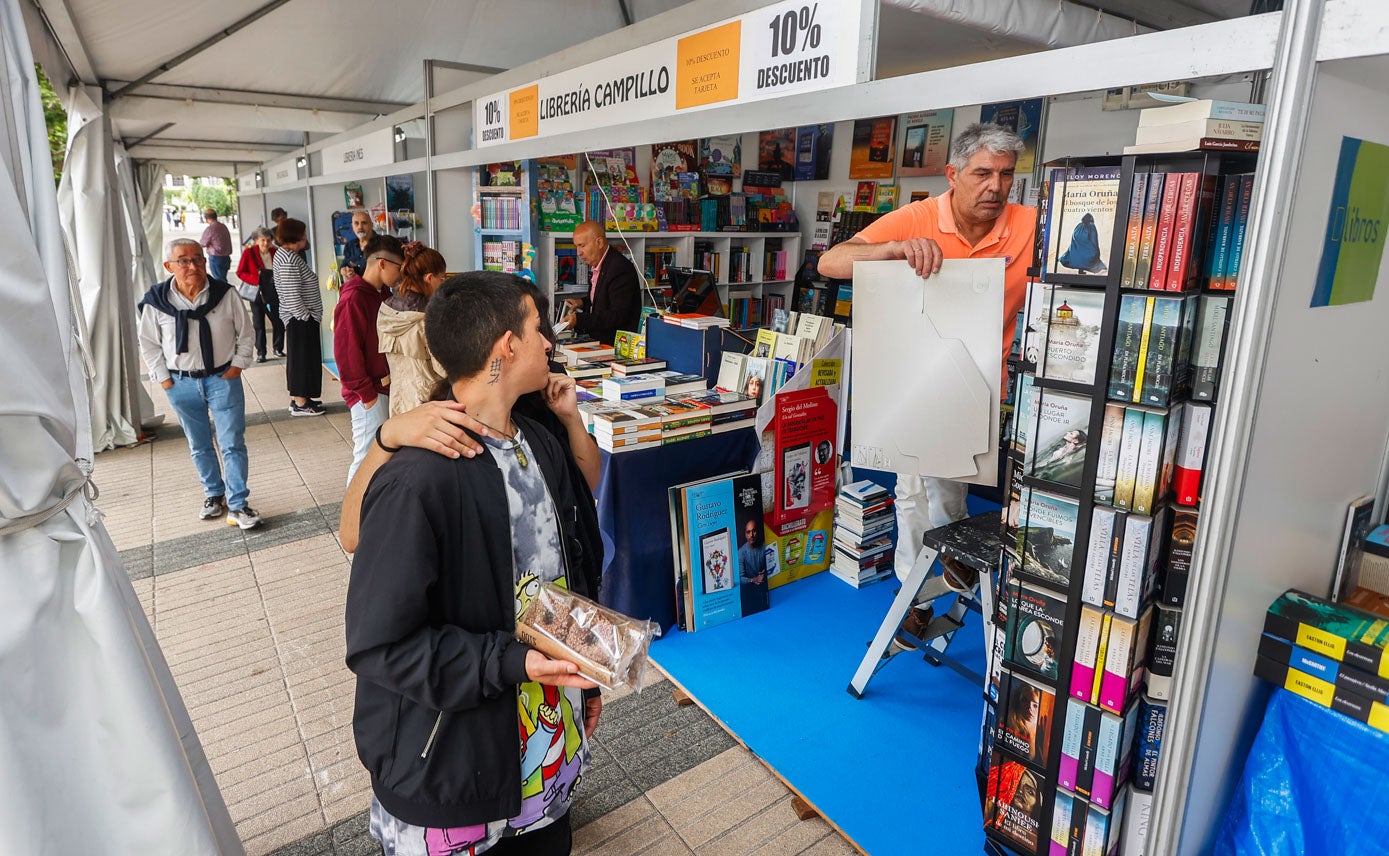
128, 137, 301, 151
27, 0, 98, 84
108, 0, 295, 98
124, 122, 174, 149
105, 80, 406, 115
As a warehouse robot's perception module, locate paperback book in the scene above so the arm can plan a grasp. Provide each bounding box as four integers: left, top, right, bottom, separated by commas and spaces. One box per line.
1027, 389, 1093, 488
1161, 507, 1198, 607
1253, 654, 1389, 735
986, 748, 1048, 853
1190, 295, 1231, 401
1133, 693, 1167, 792
1016, 488, 1081, 589
997, 670, 1058, 767
1093, 405, 1125, 504
1258, 632, 1389, 704
670, 473, 771, 632
1263, 589, 1389, 678
1005, 580, 1068, 682
1045, 166, 1123, 276
1035, 286, 1107, 385
1147, 604, 1182, 701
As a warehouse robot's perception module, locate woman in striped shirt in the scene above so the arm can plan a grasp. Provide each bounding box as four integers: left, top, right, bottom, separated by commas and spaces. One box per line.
273, 218, 326, 416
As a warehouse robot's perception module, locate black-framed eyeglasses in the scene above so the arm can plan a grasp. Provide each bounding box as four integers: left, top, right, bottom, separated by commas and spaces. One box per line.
168, 258, 207, 267
374, 257, 403, 269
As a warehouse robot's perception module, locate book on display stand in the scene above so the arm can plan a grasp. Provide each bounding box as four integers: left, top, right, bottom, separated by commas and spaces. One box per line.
983, 147, 1257, 856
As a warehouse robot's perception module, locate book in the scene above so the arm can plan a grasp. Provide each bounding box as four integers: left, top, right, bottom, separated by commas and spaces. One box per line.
1108, 296, 1148, 402
1147, 173, 1185, 289
1123, 137, 1261, 155
1147, 604, 1182, 701
1017, 488, 1081, 589
715, 352, 747, 393
601, 375, 664, 402
1214, 175, 1254, 291
1135, 118, 1265, 146
589, 407, 660, 436
1071, 606, 1107, 705
1119, 172, 1149, 289
566, 361, 612, 380
1093, 405, 1125, 504
1253, 653, 1389, 735
1013, 373, 1040, 458
996, 670, 1057, 766
1102, 512, 1128, 610
1099, 607, 1152, 715
1162, 173, 1209, 292
1083, 507, 1119, 608
1036, 287, 1106, 385
1052, 787, 1128, 856
650, 371, 706, 397
1190, 295, 1231, 401
770, 387, 838, 530
1131, 409, 1168, 515
1133, 174, 1166, 291
1332, 497, 1378, 602
1027, 390, 1092, 488
1259, 632, 1389, 704
1113, 407, 1146, 510
1161, 507, 1198, 607
608, 357, 668, 376
1132, 693, 1167, 791
986, 748, 1047, 853
753, 328, 779, 358
1172, 403, 1211, 506
1137, 295, 1184, 405
1046, 166, 1123, 276
1122, 787, 1153, 855
1114, 513, 1153, 620
1005, 581, 1068, 682
1137, 99, 1267, 125
672, 473, 770, 631
1057, 698, 1091, 794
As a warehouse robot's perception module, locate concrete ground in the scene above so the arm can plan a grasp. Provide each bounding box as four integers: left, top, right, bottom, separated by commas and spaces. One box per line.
97, 359, 858, 856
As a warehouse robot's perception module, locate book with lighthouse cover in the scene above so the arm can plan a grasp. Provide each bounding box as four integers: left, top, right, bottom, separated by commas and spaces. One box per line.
1035, 286, 1107, 385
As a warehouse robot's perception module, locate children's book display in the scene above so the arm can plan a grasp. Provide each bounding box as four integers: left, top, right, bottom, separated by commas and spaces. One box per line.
984, 148, 1257, 856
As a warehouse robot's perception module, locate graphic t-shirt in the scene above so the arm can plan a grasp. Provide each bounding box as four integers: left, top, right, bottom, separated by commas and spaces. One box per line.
369, 429, 590, 856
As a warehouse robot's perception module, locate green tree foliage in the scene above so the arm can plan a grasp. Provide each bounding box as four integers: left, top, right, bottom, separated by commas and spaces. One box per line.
187, 179, 238, 218
36, 64, 66, 186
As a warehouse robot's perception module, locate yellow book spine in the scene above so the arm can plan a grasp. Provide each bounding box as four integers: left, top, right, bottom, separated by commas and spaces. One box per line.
1131, 298, 1156, 403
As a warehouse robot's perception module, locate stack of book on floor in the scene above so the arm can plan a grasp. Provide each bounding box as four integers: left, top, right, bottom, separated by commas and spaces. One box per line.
1256, 588, 1389, 734
830, 480, 895, 588
590, 407, 661, 453
1123, 99, 1265, 154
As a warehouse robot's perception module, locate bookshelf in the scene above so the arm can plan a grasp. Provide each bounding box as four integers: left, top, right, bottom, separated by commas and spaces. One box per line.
535, 230, 801, 328
473, 162, 537, 279
985, 151, 1257, 856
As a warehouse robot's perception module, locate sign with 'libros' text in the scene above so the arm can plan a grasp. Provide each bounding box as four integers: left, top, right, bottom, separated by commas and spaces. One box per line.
1312, 136, 1389, 307
475, 0, 860, 147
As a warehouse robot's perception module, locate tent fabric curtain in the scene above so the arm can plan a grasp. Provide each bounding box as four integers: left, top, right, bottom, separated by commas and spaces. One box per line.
134, 158, 166, 280
57, 86, 143, 451
0, 2, 242, 853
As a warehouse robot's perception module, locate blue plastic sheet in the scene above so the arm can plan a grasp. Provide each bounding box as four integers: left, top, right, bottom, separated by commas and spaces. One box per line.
1217, 688, 1389, 855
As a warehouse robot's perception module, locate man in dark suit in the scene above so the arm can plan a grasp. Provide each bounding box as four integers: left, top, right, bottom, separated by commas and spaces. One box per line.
561, 220, 641, 345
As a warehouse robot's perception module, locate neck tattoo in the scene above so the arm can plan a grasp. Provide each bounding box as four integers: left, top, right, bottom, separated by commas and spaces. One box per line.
469, 412, 527, 468
487, 357, 502, 385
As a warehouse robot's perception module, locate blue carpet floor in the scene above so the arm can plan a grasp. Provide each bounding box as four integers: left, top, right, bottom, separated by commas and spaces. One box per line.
652, 567, 989, 855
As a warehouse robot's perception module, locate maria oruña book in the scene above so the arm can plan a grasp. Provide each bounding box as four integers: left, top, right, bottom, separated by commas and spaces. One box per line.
986, 747, 1047, 853
1027, 389, 1092, 488
1036, 286, 1106, 385
1017, 488, 1081, 589
1006, 580, 1068, 682
1013, 373, 1040, 458
1263, 589, 1389, 678
1045, 166, 1123, 276
997, 670, 1058, 767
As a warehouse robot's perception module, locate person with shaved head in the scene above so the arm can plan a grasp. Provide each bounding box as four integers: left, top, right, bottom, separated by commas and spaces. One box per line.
558, 220, 641, 345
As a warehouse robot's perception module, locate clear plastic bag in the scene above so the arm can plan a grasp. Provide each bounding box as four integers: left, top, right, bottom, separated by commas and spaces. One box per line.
517, 583, 656, 691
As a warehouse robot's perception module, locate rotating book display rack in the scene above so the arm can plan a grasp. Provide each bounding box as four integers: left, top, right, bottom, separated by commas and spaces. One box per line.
983, 150, 1257, 856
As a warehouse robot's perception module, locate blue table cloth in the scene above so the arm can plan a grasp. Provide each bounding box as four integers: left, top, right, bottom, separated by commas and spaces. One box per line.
596, 428, 761, 632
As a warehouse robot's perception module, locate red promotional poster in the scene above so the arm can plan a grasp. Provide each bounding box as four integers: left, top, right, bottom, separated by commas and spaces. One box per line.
771, 387, 838, 531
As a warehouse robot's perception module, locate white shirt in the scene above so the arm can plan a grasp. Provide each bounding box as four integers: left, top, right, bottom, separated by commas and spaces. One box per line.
137, 278, 254, 383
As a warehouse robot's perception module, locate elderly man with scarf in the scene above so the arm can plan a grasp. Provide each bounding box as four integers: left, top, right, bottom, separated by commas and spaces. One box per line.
137, 238, 262, 529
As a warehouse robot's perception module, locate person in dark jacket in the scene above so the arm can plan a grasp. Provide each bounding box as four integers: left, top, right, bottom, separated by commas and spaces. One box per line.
347, 272, 598, 856
559, 220, 642, 345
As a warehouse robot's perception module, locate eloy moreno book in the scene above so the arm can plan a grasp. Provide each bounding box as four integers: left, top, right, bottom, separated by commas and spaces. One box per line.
668, 473, 771, 632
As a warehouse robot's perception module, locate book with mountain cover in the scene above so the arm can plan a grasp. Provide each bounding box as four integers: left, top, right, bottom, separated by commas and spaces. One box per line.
1016, 488, 1080, 588
1045, 166, 1123, 276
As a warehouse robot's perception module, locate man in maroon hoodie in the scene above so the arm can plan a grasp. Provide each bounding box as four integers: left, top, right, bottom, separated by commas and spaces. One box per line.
335, 233, 404, 483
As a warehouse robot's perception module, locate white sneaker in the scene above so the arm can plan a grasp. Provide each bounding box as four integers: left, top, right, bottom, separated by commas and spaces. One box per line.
227, 505, 262, 530
200, 496, 226, 520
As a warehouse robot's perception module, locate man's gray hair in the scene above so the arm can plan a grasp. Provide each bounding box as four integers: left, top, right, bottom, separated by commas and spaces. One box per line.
949, 123, 1025, 172
165, 237, 202, 261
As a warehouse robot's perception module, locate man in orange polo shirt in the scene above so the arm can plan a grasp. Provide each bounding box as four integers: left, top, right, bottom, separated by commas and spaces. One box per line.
820, 123, 1033, 644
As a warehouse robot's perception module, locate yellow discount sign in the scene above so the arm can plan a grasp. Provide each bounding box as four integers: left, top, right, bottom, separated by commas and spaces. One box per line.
676, 21, 741, 110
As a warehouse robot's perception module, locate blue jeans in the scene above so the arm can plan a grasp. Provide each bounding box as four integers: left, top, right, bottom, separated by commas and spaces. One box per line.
348, 394, 390, 486
208, 255, 231, 282
165, 373, 250, 509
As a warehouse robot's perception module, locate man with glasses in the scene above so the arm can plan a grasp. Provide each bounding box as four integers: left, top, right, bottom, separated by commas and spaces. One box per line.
334, 233, 405, 482
137, 238, 261, 529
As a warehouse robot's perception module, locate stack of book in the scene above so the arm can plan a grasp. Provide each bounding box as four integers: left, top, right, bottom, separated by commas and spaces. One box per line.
601, 374, 665, 402
830, 480, 894, 588
1256, 589, 1389, 735
1123, 99, 1265, 155
566, 361, 612, 381
680, 389, 758, 434
609, 356, 667, 376
590, 407, 661, 453
647, 398, 712, 444
650, 371, 706, 397
556, 341, 615, 366
662, 313, 730, 330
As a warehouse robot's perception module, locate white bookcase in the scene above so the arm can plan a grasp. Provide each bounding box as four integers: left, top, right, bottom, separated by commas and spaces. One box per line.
535, 230, 801, 324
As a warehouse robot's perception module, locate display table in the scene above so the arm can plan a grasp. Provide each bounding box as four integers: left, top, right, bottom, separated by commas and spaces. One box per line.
596, 428, 761, 632
1217, 687, 1389, 854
